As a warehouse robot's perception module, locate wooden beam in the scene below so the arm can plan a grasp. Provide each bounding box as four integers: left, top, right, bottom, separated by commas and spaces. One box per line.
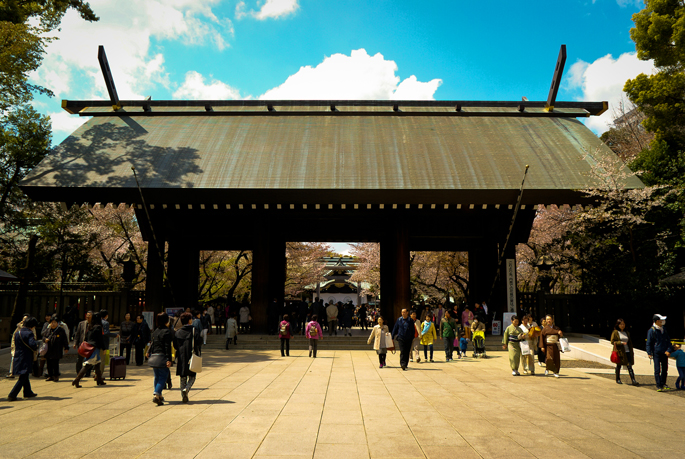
545, 45, 567, 112
97, 45, 120, 109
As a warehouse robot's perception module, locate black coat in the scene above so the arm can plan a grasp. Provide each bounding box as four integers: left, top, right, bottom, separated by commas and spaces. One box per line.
12, 328, 37, 375
149, 327, 173, 363
132, 321, 151, 345
174, 325, 201, 377
44, 325, 69, 360
86, 325, 106, 350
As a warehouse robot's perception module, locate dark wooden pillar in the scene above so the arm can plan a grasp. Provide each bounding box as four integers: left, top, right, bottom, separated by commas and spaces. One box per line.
167, 241, 199, 310
468, 240, 499, 309
381, 224, 410, 325
145, 239, 164, 313
251, 232, 269, 333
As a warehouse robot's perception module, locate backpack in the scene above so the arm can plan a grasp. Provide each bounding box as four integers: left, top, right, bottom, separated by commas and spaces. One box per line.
280, 322, 288, 335
309, 324, 318, 338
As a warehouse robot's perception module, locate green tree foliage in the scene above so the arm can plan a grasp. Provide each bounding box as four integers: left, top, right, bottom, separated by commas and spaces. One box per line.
0, 105, 51, 216
0, 0, 98, 109
625, 0, 685, 262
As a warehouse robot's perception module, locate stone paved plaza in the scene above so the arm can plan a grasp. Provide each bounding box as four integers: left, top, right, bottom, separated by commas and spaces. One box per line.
1, 349, 684, 459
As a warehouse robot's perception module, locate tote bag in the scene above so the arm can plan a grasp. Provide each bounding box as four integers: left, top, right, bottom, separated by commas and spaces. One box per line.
384, 332, 395, 351
559, 337, 571, 353
519, 340, 531, 356
189, 330, 202, 373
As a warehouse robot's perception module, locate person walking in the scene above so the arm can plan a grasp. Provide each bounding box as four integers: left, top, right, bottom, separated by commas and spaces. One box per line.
72, 313, 107, 388
239, 304, 251, 333
147, 312, 173, 406
305, 315, 323, 358
392, 308, 415, 371
462, 307, 474, 340
43, 315, 69, 382
7, 317, 39, 401
225, 313, 238, 349
326, 302, 339, 336
132, 314, 151, 366
519, 315, 539, 375
367, 316, 390, 368
358, 304, 368, 331
539, 315, 563, 378
118, 313, 135, 365
440, 310, 457, 361
206, 304, 215, 335
200, 309, 210, 345
73, 311, 93, 376
410, 310, 421, 363
420, 312, 437, 362
502, 314, 524, 376
646, 314, 674, 392
279, 314, 292, 357
610, 318, 638, 386
174, 312, 201, 403
341, 302, 354, 336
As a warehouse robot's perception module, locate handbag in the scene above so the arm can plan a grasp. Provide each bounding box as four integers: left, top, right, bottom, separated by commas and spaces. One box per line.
148, 353, 167, 368
78, 341, 95, 359
189, 330, 202, 373
610, 343, 620, 364
38, 341, 48, 356
559, 337, 571, 353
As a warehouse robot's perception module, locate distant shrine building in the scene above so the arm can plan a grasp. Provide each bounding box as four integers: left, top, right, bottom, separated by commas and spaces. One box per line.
309, 257, 369, 306
19, 49, 644, 330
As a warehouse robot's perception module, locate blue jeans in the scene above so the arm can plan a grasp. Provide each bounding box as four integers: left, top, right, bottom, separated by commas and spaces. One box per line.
153, 367, 170, 395
423, 344, 433, 360
653, 353, 669, 388
676, 367, 685, 390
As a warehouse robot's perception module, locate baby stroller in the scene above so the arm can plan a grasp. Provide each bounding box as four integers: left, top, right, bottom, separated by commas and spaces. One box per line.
472, 330, 487, 358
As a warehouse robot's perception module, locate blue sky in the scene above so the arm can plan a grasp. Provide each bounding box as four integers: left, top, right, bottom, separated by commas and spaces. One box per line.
31, 0, 653, 145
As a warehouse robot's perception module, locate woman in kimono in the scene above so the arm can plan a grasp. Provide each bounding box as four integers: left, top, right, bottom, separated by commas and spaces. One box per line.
539, 315, 563, 377
502, 315, 524, 376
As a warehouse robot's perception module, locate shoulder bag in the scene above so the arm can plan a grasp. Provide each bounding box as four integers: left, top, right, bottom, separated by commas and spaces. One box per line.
78, 340, 94, 359
189, 330, 202, 373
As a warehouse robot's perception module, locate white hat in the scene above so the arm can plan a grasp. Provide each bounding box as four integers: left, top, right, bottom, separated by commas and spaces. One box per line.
653, 314, 667, 322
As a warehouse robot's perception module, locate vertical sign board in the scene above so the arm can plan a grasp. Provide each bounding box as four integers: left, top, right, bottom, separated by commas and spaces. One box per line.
506, 259, 516, 313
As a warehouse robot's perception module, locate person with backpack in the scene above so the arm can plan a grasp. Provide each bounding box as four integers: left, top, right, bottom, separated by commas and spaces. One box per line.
420, 312, 437, 363
147, 312, 173, 406
647, 314, 674, 392
306, 314, 324, 358
279, 314, 292, 357
440, 310, 457, 361
7, 317, 39, 401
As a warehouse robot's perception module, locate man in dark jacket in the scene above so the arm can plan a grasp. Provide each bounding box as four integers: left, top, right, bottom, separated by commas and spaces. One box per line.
132, 315, 151, 366
7, 317, 39, 401
73, 310, 93, 376
647, 314, 674, 392
392, 308, 415, 371
174, 312, 202, 403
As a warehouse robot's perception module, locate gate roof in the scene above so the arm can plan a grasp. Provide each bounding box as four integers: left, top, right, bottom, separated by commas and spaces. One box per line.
20, 100, 643, 206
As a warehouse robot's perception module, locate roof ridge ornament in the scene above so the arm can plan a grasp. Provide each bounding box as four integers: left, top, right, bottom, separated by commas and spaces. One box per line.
545, 45, 567, 113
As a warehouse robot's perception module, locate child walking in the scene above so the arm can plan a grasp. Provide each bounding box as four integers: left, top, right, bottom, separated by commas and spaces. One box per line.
279, 314, 292, 357
306, 314, 323, 358
670, 343, 685, 390
367, 316, 390, 368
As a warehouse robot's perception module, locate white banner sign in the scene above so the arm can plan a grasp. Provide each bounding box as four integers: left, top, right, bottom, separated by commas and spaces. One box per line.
506, 258, 516, 313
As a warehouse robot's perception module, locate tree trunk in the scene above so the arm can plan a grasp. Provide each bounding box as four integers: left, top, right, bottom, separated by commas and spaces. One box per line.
10, 235, 38, 326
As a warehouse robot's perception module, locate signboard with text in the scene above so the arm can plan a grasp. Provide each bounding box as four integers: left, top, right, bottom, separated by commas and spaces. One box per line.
506, 258, 516, 313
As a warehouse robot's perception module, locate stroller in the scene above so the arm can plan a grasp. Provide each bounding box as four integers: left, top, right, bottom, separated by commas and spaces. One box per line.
472, 329, 487, 358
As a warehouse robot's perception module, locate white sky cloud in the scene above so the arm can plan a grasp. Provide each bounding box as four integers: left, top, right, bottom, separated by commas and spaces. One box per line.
259, 49, 442, 100
173, 71, 244, 99
236, 0, 299, 20
565, 52, 655, 134
47, 111, 89, 143
30, 0, 232, 101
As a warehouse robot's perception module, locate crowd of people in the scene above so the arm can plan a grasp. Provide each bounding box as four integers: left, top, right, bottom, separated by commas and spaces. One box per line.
5, 306, 685, 403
